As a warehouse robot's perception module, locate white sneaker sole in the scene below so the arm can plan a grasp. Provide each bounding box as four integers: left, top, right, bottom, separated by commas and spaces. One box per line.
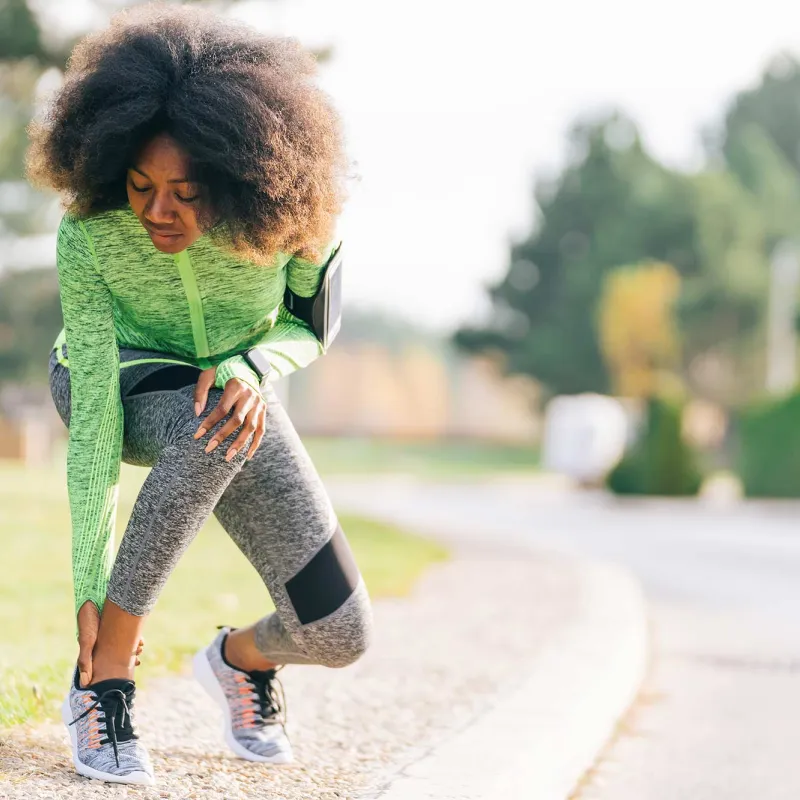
61, 695, 155, 786
191, 647, 293, 764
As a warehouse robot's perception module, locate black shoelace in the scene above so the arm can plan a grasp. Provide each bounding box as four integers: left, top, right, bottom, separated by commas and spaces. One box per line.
216, 624, 288, 728
245, 666, 288, 727
69, 684, 138, 769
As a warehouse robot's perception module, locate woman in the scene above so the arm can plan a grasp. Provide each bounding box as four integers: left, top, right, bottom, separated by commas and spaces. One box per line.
26, 3, 372, 787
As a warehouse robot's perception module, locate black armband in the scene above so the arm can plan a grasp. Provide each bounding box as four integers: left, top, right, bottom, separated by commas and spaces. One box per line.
283, 242, 342, 350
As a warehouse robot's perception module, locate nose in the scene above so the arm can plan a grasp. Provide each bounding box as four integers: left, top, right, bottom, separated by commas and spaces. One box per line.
144, 191, 177, 226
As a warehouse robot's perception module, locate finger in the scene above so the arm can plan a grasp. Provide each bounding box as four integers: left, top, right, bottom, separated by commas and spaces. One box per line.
194, 385, 238, 441
225, 402, 261, 462
193, 367, 216, 417
77, 650, 92, 688
207, 395, 255, 454
243, 401, 266, 460
135, 658, 141, 666
246, 402, 267, 460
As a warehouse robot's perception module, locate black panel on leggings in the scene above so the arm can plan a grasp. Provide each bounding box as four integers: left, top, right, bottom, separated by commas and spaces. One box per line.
285, 525, 360, 625
127, 365, 203, 396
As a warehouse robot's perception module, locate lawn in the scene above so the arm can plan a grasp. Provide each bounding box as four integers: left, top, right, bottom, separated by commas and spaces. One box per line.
302, 436, 540, 478
0, 460, 448, 729
49, 436, 541, 480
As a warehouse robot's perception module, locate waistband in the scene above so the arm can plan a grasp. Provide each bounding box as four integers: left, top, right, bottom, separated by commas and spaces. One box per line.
52, 327, 199, 372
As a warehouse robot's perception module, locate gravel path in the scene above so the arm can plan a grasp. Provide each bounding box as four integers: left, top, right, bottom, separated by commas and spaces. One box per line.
0, 549, 581, 799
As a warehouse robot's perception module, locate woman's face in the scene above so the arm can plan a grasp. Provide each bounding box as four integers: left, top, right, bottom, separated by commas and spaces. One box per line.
126, 133, 206, 253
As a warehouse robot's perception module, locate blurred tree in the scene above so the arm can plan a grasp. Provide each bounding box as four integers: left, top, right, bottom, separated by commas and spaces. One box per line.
0, 0, 49, 65
455, 111, 770, 405
0, 267, 62, 382
715, 54, 800, 369
677, 169, 769, 403
598, 261, 681, 398
606, 394, 703, 496
722, 55, 800, 180
0, 0, 85, 246
737, 389, 800, 497
717, 55, 800, 248
0, 0, 64, 240
456, 112, 696, 396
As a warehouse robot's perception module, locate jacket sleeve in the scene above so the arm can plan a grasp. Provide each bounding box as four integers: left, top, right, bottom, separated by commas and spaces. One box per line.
56, 214, 123, 637
214, 239, 342, 391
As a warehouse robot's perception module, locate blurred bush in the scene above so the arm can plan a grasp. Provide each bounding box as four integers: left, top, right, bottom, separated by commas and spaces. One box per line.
598, 260, 682, 398
737, 391, 800, 497
607, 395, 703, 496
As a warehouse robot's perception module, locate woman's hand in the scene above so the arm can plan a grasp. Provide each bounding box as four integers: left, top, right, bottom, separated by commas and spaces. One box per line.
77, 600, 100, 688
76, 601, 145, 688
193, 366, 267, 461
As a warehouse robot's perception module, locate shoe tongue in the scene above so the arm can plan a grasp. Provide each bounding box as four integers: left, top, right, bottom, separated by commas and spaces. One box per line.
88, 676, 135, 696
86, 676, 139, 743
246, 668, 274, 682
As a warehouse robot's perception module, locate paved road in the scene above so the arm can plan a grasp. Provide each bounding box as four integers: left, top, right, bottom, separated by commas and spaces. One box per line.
328, 477, 800, 799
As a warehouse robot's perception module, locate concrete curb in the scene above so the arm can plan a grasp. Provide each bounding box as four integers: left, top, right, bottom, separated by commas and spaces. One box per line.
359, 560, 649, 800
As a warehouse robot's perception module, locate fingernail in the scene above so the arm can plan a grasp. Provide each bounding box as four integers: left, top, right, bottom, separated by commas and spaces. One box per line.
206, 439, 218, 453
194, 427, 206, 439
226, 448, 237, 461
194, 402, 201, 416
80, 672, 88, 687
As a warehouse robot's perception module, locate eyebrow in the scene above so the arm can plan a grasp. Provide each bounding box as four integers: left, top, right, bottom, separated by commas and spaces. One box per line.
130, 166, 191, 184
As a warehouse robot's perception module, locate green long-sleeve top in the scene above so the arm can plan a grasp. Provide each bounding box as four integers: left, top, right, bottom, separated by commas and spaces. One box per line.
53, 206, 339, 631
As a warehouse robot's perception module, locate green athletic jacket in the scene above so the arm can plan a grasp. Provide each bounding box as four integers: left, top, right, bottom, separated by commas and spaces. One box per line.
53, 206, 338, 626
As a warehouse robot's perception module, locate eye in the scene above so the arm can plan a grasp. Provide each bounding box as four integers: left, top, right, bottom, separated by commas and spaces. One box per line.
130, 182, 150, 193
177, 193, 199, 204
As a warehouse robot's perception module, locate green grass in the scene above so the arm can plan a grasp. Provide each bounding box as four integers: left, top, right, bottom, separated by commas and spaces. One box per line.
301, 437, 540, 478
0, 461, 448, 730
50, 436, 540, 480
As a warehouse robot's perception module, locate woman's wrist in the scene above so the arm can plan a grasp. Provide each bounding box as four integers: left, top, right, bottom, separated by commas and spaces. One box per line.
213, 355, 262, 393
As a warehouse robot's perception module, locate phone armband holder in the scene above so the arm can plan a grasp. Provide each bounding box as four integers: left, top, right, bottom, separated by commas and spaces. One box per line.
283, 242, 343, 351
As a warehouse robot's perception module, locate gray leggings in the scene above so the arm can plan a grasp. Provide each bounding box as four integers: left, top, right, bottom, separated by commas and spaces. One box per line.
48, 345, 373, 667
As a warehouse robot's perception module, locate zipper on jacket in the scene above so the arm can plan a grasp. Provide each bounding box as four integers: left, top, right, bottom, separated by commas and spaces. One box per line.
174, 251, 212, 369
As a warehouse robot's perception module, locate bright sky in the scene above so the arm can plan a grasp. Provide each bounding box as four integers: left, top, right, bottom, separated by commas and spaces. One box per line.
32, 0, 800, 332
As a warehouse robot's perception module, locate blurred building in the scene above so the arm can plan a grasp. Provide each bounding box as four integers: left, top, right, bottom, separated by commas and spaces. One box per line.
0, 343, 541, 465
0, 383, 58, 465
287, 343, 541, 442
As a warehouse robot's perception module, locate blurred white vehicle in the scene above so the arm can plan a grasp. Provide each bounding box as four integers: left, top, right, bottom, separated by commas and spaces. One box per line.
542, 393, 629, 485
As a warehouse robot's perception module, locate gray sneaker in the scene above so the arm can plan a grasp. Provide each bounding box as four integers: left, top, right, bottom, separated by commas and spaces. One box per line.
192, 625, 292, 763
61, 665, 155, 785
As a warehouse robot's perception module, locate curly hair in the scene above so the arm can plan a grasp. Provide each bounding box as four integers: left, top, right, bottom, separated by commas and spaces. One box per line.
25, 2, 351, 265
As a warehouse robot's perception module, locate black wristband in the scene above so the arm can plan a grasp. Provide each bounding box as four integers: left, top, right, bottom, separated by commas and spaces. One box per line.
243, 348, 272, 383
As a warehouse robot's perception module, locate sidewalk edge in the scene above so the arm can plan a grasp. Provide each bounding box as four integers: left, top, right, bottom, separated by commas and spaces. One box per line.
359, 560, 649, 800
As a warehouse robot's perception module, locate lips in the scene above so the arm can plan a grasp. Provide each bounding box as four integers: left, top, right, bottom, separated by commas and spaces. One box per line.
147, 226, 181, 238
